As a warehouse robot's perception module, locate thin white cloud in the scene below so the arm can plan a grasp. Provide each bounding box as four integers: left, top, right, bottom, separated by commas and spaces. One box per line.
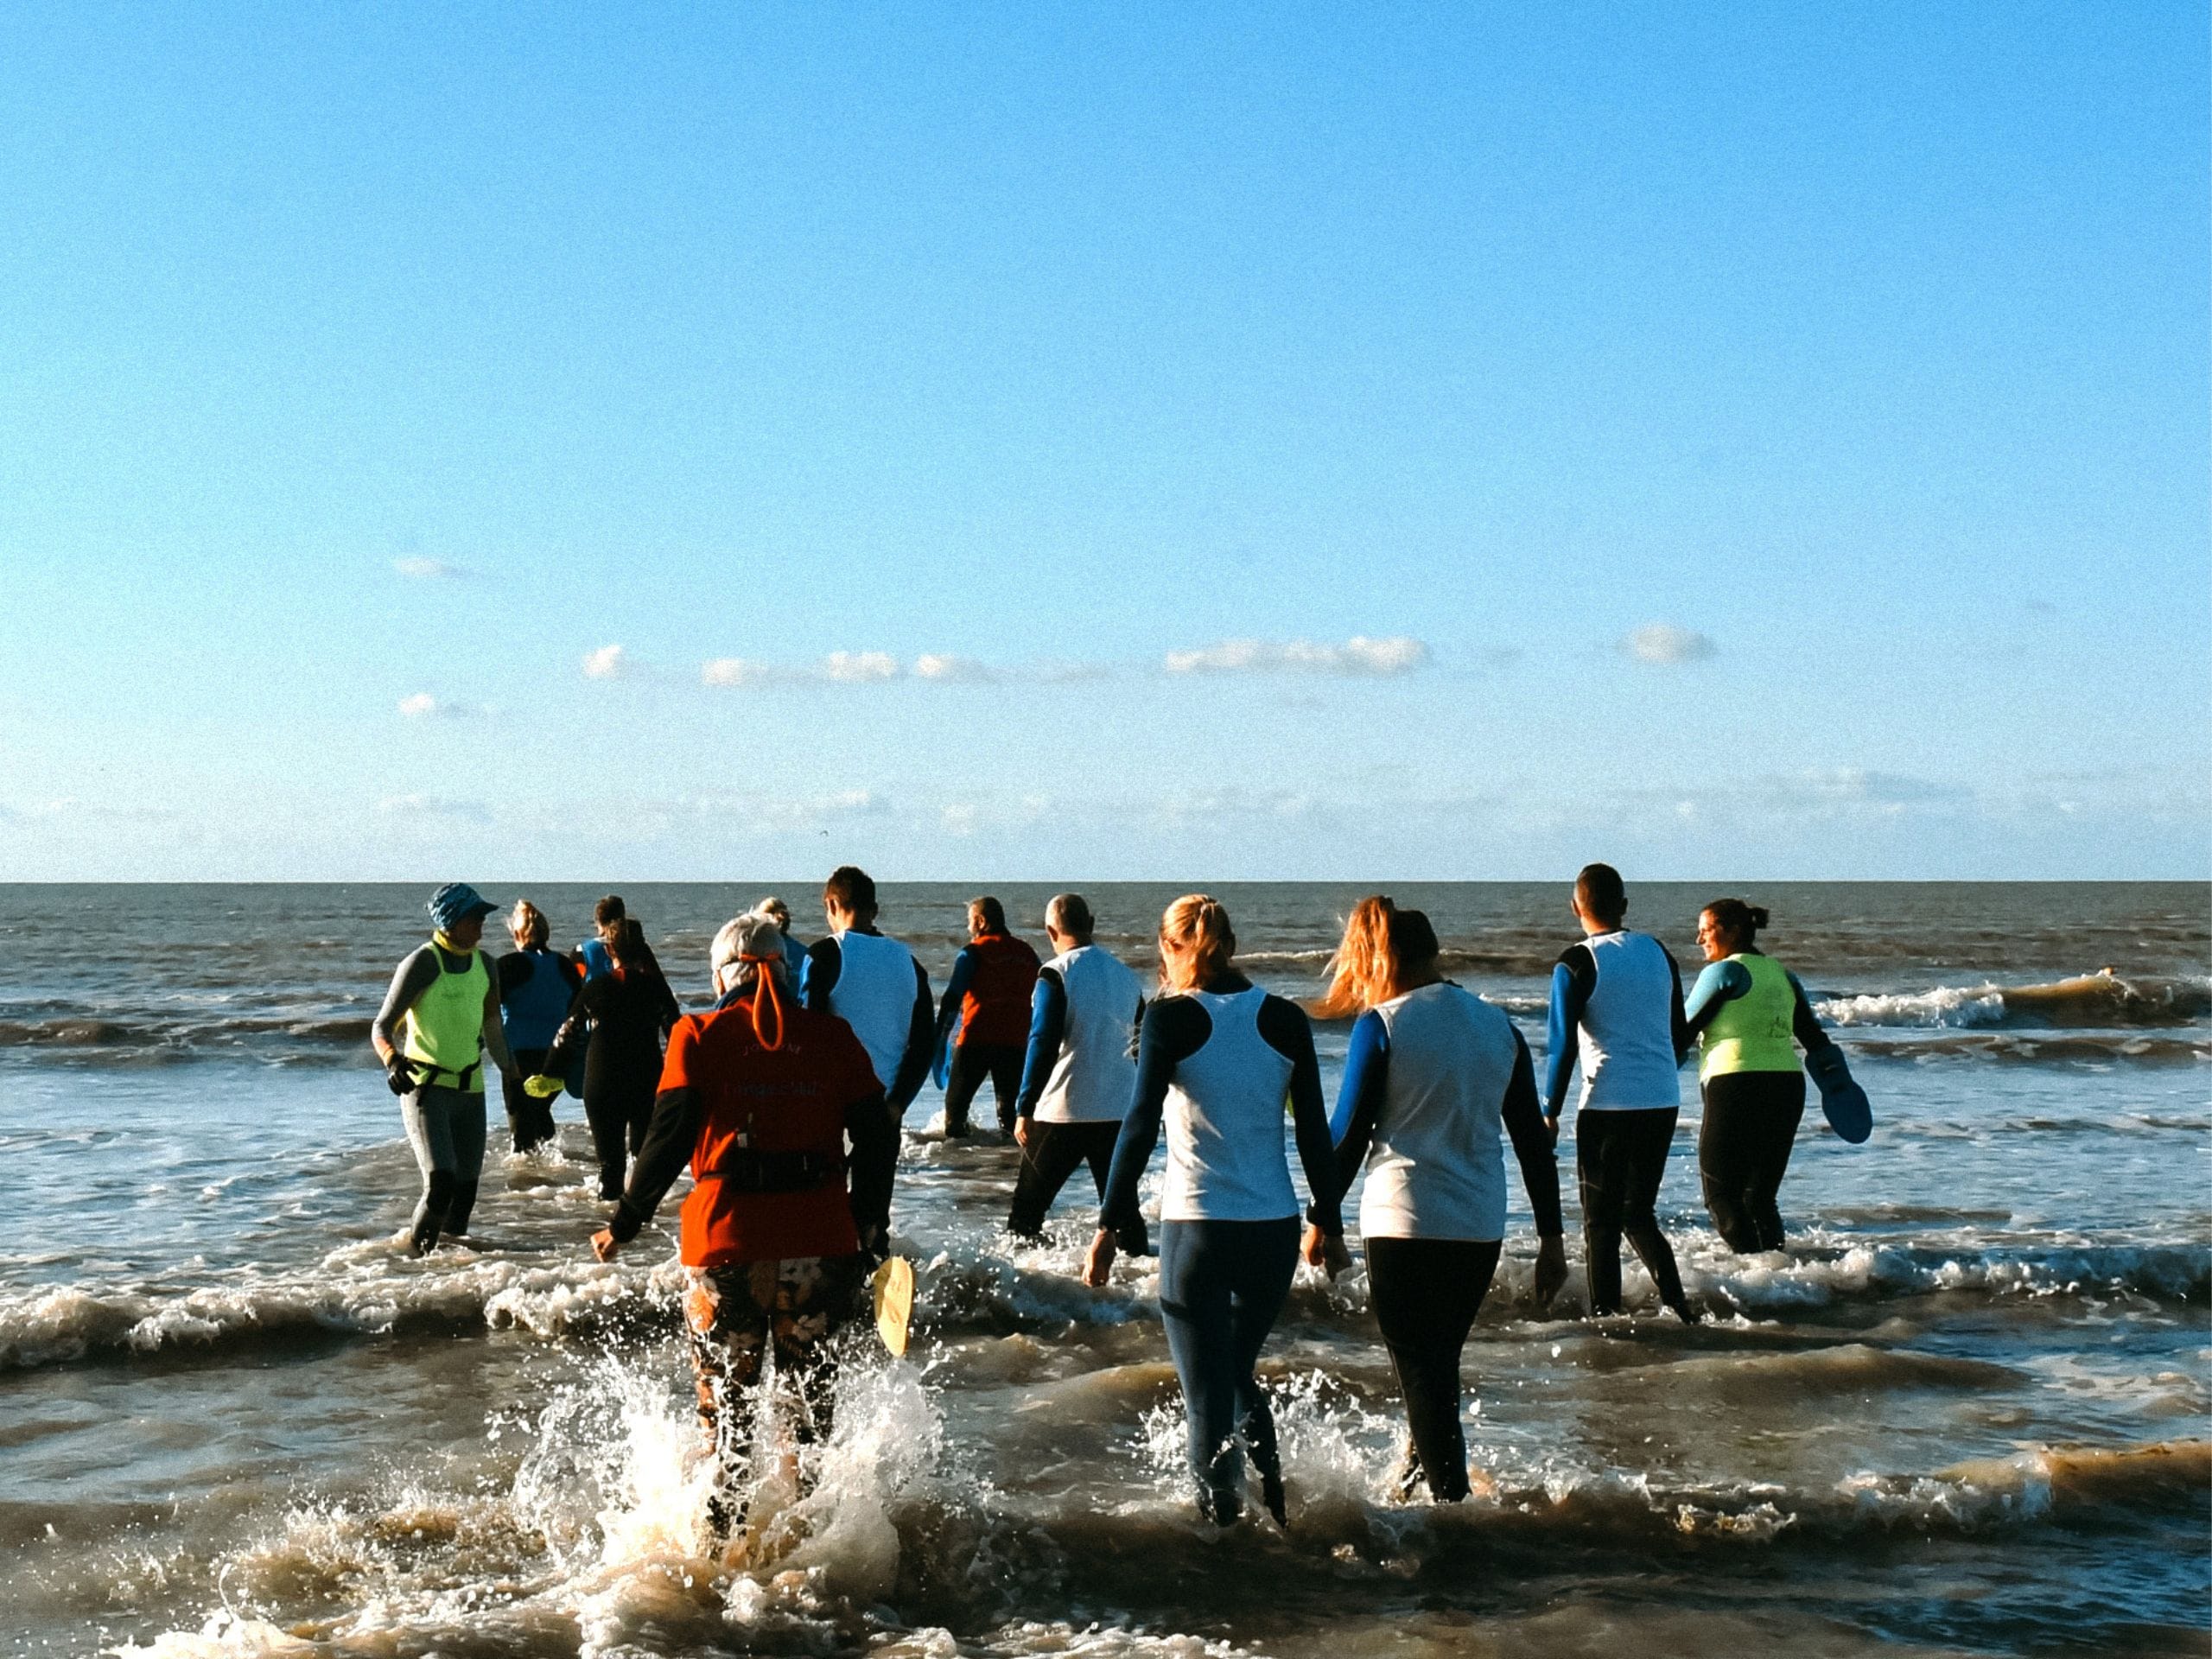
582, 645, 627, 680
397, 692, 485, 719
701, 657, 779, 687
1622, 623, 1717, 664
821, 651, 899, 683
393, 557, 466, 580
913, 654, 997, 683
1163, 636, 1430, 677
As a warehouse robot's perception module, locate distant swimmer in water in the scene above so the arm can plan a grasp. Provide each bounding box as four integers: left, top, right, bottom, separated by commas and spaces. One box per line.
754, 895, 810, 982
1084, 895, 1343, 1527
369, 883, 518, 1255
1682, 899, 1853, 1252
591, 912, 897, 1546
800, 867, 935, 1160
1544, 864, 1700, 1322
1007, 893, 1148, 1252
540, 918, 681, 1201
1309, 897, 1567, 1501
495, 900, 582, 1154
933, 896, 1043, 1138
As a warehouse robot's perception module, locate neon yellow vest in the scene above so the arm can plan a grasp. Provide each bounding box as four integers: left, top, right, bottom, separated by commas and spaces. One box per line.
400, 946, 491, 1091
1697, 952, 1801, 1080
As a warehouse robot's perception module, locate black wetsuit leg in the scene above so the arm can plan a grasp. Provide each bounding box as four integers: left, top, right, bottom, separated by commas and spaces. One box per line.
982, 1044, 1025, 1134
400, 1084, 486, 1250
1008, 1121, 1138, 1245
1699, 1071, 1807, 1251
502, 1046, 556, 1153
1157, 1217, 1299, 1523
1577, 1109, 1693, 1318
1365, 1236, 1500, 1502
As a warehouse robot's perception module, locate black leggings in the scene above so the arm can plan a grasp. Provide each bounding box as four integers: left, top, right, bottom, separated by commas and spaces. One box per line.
1364, 1236, 1501, 1502
1576, 1109, 1693, 1318
944, 1041, 1024, 1134
584, 1071, 658, 1199
1007, 1120, 1150, 1253
1158, 1217, 1299, 1523
1700, 1070, 1807, 1252
500, 1046, 557, 1153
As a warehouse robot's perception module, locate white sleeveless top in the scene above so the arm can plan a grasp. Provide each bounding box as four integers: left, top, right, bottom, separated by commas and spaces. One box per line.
1160, 988, 1297, 1223
829, 929, 923, 1093
1032, 944, 1141, 1124
1577, 930, 1684, 1112
1358, 982, 1520, 1242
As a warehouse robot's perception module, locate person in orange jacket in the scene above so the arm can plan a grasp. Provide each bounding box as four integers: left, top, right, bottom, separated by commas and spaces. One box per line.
591, 912, 898, 1541
933, 895, 1042, 1138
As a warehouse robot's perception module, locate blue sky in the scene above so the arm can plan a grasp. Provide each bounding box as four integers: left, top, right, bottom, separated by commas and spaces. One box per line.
0, 5, 2203, 880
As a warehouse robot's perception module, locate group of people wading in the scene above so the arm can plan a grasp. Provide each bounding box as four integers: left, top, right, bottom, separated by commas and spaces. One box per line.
369, 863, 1866, 1536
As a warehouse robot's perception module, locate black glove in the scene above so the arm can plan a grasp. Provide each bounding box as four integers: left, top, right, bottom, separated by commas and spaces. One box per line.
385, 1055, 418, 1096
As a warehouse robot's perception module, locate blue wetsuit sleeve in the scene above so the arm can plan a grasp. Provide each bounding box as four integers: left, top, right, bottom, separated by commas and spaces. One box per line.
934, 948, 977, 1053
1681, 958, 1752, 1038
887, 959, 936, 1112
1099, 996, 1207, 1236
1501, 1031, 1565, 1237
1661, 944, 1690, 1059
799, 938, 840, 1012
1329, 1011, 1389, 1146
1543, 948, 1593, 1118
1327, 1010, 1389, 1210
1013, 969, 1068, 1121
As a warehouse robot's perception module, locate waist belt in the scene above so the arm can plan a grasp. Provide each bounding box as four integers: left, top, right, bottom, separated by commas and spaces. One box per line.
413, 1059, 481, 1090
702, 1149, 838, 1193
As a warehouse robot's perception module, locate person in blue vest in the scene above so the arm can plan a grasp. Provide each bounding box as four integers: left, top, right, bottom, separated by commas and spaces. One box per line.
799, 867, 934, 1129
494, 900, 582, 1153
369, 883, 517, 1254
1542, 863, 1699, 1322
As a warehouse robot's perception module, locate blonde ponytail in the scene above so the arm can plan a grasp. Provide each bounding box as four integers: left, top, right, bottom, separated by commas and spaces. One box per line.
1157, 893, 1236, 995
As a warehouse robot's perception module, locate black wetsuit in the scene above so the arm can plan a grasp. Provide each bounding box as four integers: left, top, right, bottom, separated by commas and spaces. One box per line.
545, 967, 681, 1199
1682, 959, 1834, 1251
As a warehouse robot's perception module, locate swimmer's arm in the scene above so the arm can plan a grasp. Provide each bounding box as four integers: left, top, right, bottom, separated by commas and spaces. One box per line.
887, 959, 936, 1113
798, 937, 840, 1012
607, 1018, 711, 1243
1501, 1033, 1565, 1237
1542, 949, 1593, 1119
1012, 969, 1068, 1122
539, 980, 594, 1081
1099, 997, 1204, 1235
1787, 971, 1833, 1053
1262, 995, 1342, 1236
479, 965, 515, 1075
370, 945, 440, 1064
1680, 959, 1752, 1039
933, 949, 977, 1052
1327, 1011, 1389, 1200
1661, 944, 1691, 1060
842, 1084, 898, 1254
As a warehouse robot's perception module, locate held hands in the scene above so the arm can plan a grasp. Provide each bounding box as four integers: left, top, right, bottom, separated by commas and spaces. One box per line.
1543, 1113, 1560, 1147
1533, 1235, 1568, 1309
1081, 1228, 1116, 1287
1300, 1224, 1352, 1281
591, 1228, 620, 1262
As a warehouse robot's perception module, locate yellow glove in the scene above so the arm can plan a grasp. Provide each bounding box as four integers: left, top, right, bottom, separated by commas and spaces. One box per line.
524, 1074, 563, 1100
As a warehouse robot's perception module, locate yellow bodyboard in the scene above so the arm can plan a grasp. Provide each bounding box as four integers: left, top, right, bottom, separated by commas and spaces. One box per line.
871, 1255, 914, 1357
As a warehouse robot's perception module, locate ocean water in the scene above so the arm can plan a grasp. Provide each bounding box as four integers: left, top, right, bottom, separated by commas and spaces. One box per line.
0, 881, 2204, 1658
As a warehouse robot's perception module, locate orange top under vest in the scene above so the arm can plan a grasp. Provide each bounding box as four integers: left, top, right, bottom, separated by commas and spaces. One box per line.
657, 1000, 882, 1268
958, 932, 1043, 1048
